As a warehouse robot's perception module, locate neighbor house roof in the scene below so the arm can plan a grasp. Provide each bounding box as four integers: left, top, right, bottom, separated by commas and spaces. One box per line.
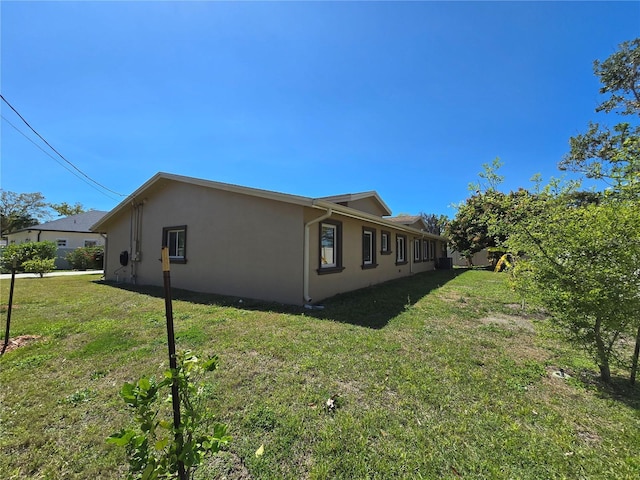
388, 215, 430, 230
10, 210, 109, 234
91, 172, 446, 240
318, 192, 393, 217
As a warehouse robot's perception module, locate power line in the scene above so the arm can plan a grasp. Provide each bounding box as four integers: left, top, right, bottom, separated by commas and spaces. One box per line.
0, 93, 126, 197
1, 114, 120, 202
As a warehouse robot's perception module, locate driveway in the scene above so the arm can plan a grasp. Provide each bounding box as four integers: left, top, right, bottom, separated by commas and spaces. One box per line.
0, 270, 103, 280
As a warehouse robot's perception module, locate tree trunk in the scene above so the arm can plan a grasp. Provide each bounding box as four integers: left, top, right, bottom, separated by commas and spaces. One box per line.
594, 317, 612, 383
630, 324, 640, 386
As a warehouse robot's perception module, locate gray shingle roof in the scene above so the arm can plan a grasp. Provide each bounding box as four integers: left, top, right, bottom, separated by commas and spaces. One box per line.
18, 210, 108, 233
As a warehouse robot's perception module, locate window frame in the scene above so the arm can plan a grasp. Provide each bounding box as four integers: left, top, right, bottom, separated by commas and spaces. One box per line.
317, 220, 344, 274
56, 238, 68, 248
395, 234, 407, 265
380, 230, 392, 255
84, 239, 98, 247
413, 238, 422, 263
162, 225, 187, 263
361, 227, 378, 269
422, 239, 429, 261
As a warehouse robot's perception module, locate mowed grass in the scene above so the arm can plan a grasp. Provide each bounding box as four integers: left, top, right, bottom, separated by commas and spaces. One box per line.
1, 270, 638, 479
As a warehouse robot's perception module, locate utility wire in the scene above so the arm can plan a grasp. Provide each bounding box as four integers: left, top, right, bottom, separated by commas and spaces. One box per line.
1, 114, 120, 202
1, 93, 126, 197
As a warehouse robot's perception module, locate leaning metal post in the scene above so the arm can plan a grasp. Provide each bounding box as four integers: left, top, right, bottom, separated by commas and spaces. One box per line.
162, 247, 187, 480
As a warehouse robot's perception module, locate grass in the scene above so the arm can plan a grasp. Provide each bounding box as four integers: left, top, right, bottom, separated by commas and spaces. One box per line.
1, 270, 638, 479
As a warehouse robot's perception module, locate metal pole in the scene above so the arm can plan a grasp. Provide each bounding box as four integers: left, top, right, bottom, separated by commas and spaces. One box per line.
2, 259, 17, 355
161, 247, 187, 480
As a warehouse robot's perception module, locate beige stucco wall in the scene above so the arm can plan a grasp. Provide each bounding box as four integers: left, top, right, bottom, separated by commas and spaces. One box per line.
102, 181, 305, 305
306, 210, 440, 303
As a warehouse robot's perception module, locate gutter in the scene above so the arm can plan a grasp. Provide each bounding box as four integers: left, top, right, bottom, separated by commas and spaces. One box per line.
303, 207, 333, 304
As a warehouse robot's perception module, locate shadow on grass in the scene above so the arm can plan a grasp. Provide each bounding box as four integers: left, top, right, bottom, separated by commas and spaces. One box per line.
575, 371, 640, 411
95, 269, 465, 330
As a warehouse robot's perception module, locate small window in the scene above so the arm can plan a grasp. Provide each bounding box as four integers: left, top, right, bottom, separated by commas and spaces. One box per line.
430, 240, 436, 261
413, 239, 421, 262
422, 239, 429, 261
162, 225, 187, 263
362, 227, 377, 269
318, 220, 344, 274
57, 239, 67, 247
84, 240, 97, 247
380, 230, 391, 255
396, 234, 407, 265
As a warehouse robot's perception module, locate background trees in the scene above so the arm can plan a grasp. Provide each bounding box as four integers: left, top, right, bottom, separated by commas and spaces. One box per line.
0, 190, 87, 236
448, 38, 639, 385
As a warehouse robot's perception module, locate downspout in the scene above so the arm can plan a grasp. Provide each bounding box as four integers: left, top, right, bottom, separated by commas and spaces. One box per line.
303, 208, 333, 304
100, 233, 107, 276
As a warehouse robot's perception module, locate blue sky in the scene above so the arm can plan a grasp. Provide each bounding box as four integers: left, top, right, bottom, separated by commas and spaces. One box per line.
1, 1, 638, 218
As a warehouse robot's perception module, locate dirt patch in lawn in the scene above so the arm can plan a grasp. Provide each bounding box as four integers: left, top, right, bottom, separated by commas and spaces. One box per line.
478, 314, 535, 333
1, 334, 42, 353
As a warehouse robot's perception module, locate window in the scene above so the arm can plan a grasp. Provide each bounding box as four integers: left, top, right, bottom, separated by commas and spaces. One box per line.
423, 239, 429, 261
380, 230, 391, 255
413, 239, 421, 262
431, 240, 436, 261
84, 240, 97, 247
57, 239, 67, 247
396, 234, 407, 265
318, 220, 343, 274
162, 225, 187, 263
362, 227, 377, 269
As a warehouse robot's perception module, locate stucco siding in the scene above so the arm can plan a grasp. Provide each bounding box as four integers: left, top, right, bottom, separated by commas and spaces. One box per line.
103, 182, 305, 304
306, 211, 438, 303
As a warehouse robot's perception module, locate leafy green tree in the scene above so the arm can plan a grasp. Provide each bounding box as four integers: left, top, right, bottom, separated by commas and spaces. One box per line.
508, 197, 640, 384
559, 37, 640, 197
0, 190, 49, 235
420, 213, 448, 236
50, 201, 85, 217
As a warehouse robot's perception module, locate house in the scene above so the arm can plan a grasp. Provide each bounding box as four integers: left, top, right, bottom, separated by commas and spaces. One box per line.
90, 173, 448, 306
6, 210, 108, 269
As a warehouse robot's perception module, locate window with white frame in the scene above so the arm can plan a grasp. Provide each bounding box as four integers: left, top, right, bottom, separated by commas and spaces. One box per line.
414, 239, 421, 262
57, 239, 68, 247
380, 230, 391, 255
162, 225, 187, 263
396, 234, 407, 265
318, 220, 343, 273
362, 227, 377, 269
423, 239, 429, 261
84, 240, 98, 247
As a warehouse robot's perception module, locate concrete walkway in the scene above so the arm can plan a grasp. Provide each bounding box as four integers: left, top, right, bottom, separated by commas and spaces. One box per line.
0, 270, 103, 280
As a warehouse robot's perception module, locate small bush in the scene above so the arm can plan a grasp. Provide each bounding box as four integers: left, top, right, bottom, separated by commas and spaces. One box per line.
66, 246, 104, 270
23, 258, 56, 277
0, 241, 57, 272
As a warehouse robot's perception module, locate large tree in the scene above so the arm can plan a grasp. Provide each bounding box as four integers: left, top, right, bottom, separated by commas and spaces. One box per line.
559, 37, 639, 197
0, 190, 49, 236
511, 38, 640, 384
508, 195, 640, 383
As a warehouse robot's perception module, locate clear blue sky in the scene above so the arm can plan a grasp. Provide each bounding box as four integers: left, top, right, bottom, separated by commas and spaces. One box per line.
1, 1, 638, 218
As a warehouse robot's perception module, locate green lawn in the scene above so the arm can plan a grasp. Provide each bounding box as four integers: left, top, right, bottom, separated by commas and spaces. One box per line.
1, 270, 638, 479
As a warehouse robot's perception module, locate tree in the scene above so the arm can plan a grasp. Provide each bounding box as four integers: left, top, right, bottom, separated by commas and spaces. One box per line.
559, 37, 640, 197
0, 190, 49, 235
508, 196, 640, 384
511, 38, 640, 384
420, 213, 448, 236
50, 202, 85, 217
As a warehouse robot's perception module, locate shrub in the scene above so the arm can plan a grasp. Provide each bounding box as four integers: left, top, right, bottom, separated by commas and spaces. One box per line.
66, 246, 104, 270
108, 351, 230, 479
23, 258, 56, 277
0, 241, 57, 272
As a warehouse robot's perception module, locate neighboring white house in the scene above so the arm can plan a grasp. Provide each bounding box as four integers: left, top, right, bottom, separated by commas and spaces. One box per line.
6, 211, 108, 269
